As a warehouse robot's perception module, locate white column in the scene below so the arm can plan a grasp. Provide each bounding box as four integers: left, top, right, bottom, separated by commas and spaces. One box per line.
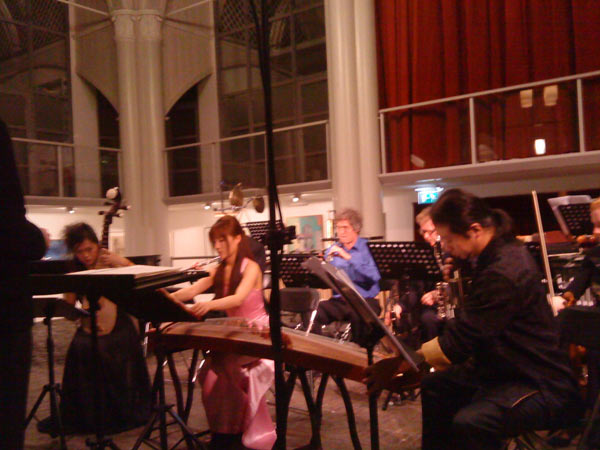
354, 0, 384, 238
112, 10, 146, 255
198, 2, 221, 194
136, 10, 170, 262
69, 4, 101, 198
325, 0, 362, 214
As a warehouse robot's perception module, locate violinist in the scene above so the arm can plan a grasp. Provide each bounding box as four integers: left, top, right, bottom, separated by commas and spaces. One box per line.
312, 208, 381, 346
559, 198, 600, 308
365, 189, 581, 450
554, 197, 600, 425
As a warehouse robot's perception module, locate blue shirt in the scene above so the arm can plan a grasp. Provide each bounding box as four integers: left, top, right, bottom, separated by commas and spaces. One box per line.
324, 237, 381, 299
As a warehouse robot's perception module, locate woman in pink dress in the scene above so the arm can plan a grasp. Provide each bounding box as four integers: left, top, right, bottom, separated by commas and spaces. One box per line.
170, 215, 275, 450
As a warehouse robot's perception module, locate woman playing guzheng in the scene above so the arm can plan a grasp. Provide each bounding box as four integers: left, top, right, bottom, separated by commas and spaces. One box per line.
169, 215, 276, 450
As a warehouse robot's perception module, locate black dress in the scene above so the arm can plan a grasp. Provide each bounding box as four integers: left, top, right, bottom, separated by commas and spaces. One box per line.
60, 309, 152, 434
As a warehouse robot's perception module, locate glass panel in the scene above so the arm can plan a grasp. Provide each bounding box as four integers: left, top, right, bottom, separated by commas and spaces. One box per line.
28, 143, 58, 196
475, 81, 578, 161
294, 7, 325, 44
221, 93, 249, 134
272, 83, 294, 120
305, 152, 327, 181
300, 79, 327, 116
61, 146, 75, 197
0, 93, 26, 128
100, 150, 120, 197
583, 77, 600, 151
383, 100, 470, 171
222, 67, 249, 94
167, 146, 201, 197
219, 39, 247, 68
296, 42, 326, 76
270, 18, 290, 51
98, 91, 120, 148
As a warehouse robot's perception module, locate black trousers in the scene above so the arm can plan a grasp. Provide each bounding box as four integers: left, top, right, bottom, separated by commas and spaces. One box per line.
421, 365, 578, 450
0, 326, 32, 450
313, 296, 381, 346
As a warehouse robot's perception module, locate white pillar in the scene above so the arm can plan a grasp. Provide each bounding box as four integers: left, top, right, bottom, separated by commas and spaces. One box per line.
112, 10, 146, 255
136, 10, 170, 262
69, 4, 101, 198
325, 0, 362, 214
354, 0, 384, 238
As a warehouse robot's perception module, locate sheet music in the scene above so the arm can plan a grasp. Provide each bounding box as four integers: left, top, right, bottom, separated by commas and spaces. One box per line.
548, 195, 591, 236
67, 265, 183, 278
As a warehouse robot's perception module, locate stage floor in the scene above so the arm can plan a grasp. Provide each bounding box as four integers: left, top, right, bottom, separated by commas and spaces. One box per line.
24, 318, 581, 449
25, 318, 421, 449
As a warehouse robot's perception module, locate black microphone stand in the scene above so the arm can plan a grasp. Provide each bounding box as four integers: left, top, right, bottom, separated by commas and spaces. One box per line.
248, 1, 290, 448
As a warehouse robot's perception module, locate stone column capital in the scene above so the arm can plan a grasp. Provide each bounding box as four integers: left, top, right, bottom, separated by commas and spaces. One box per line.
138, 11, 163, 41
111, 11, 136, 41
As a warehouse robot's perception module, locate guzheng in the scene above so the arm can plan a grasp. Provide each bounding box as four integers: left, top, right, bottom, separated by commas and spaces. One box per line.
152, 318, 395, 382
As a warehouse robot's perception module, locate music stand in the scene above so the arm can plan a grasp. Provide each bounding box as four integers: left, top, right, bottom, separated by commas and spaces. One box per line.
558, 203, 593, 237
367, 241, 441, 282
26, 296, 88, 450
245, 220, 284, 244
105, 288, 208, 450
280, 254, 329, 289
303, 257, 423, 450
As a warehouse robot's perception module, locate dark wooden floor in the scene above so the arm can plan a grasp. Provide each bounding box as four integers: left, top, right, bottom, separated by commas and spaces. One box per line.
25, 318, 422, 449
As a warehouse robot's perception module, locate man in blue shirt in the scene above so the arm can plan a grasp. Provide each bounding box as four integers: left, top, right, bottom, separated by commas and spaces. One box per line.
313, 208, 381, 345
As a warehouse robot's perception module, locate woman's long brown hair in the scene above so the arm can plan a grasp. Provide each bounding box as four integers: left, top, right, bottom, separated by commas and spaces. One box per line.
209, 215, 255, 299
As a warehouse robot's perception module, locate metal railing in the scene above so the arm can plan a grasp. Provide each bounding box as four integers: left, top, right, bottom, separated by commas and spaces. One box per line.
378, 69, 600, 174
164, 118, 330, 197
14, 137, 121, 199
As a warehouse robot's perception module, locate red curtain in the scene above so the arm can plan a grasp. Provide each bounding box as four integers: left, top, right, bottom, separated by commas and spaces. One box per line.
376, 0, 600, 172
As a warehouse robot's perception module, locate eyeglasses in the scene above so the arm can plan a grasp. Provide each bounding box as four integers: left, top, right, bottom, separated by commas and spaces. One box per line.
419, 228, 436, 237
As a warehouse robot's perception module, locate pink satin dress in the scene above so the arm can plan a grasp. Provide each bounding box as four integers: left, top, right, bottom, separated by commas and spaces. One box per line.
199, 259, 276, 450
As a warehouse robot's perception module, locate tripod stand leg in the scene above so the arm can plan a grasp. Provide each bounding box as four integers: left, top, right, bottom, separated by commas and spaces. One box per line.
25, 385, 49, 427
332, 376, 362, 450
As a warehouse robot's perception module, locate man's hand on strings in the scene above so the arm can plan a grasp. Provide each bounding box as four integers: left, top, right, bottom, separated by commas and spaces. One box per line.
362, 356, 404, 395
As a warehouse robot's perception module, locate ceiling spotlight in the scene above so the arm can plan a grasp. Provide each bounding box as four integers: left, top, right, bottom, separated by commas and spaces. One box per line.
292, 193, 301, 203
67, 207, 75, 214
204, 202, 211, 210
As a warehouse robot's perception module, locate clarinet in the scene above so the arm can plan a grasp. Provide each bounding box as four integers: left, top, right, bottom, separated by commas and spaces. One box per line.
433, 237, 455, 319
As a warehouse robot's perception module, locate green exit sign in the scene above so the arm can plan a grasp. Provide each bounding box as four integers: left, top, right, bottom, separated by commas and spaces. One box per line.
418, 190, 441, 204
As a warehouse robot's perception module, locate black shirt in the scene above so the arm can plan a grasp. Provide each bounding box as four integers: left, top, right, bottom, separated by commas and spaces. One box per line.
0, 119, 46, 330
565, 246, 600, 303
438, 236, 578, 401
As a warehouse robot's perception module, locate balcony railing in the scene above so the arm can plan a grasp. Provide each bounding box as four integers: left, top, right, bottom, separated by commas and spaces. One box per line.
378, 70, 600, 177
165, 118, 330, 198
14, 137, 121, 200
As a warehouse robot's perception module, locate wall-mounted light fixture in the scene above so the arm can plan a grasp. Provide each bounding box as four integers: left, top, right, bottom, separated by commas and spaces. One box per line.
534, 138, 546, 155
292, 193, 301, 203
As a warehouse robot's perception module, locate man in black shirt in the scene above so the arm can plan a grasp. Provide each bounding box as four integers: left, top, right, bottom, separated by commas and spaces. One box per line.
0, 119, 48, 449
366, 189, 581, 450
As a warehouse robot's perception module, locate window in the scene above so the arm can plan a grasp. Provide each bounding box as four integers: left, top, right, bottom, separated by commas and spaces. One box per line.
215, 0, 328, 187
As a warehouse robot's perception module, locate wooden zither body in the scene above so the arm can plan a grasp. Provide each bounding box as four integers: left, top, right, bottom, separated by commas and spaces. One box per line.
151, 317, 389, 382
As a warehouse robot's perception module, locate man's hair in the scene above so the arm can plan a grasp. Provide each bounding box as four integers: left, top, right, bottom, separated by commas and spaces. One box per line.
431, 189, 513, 239
62, 222, 99, 252
335, 208, 362, 233
415, 207, 432, 226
